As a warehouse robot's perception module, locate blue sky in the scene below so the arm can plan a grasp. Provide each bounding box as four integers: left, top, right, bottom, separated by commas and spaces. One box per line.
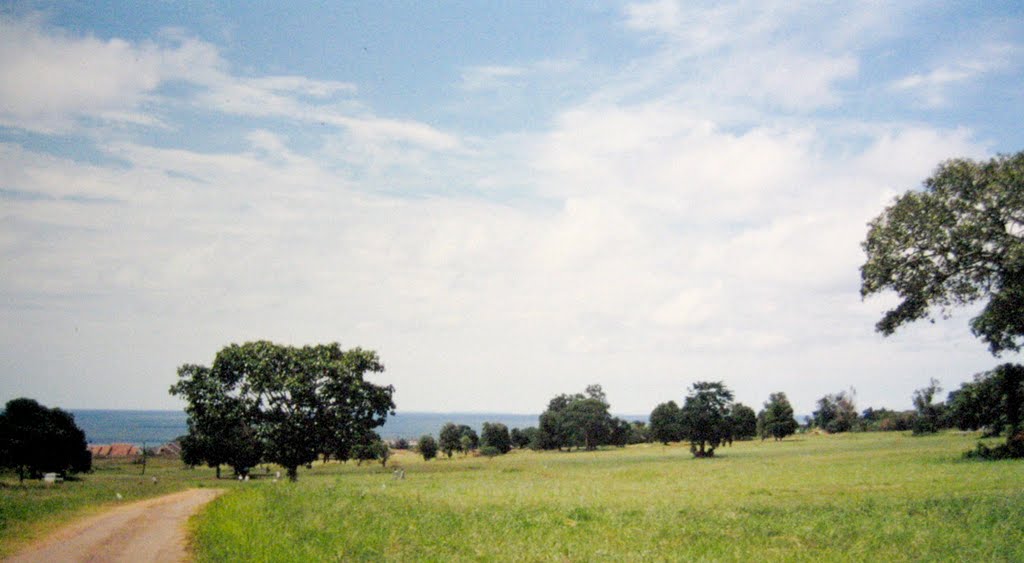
1, 1, 1022, 415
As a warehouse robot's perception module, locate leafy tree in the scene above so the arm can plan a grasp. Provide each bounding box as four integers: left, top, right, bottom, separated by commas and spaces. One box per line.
608, 417, 632, 447
0, 398, 91, 482
535, 385, 614, 451
171, 341, 394, 481
481, 422, 512, 455
628, 421, 651, 444
761, 392, 799, 441
393, 438, 410, 450
418, 435, 438, 461
911, 378, 945, 435
439, 423, 461, 458
679, 382, 735, 457
946, 371, 1009, 436
813, 390, 857, 433
509, 427, 531, 449
730, 403, 758, 441
564, 397, 611, 451
649, 401, 683, 445
861, 151, 1024, 355
457, 425, 479, 454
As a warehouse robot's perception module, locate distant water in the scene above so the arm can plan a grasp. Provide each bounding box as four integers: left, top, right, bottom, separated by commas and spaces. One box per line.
72, 410, 550, 445
71, 410, 651, 445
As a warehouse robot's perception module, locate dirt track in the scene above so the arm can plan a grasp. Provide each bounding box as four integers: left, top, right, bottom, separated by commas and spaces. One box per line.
5, 488, 224, 563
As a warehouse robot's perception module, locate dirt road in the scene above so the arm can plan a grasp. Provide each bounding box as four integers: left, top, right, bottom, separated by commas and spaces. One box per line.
6, 488, 224, 563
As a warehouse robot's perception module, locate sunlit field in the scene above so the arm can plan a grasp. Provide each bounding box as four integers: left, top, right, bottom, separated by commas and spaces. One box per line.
0, 457, 228, 558
193, 432, 1023, 561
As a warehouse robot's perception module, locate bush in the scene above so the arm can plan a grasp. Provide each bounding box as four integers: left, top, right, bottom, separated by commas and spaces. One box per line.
964, 432, 1024, 460
480, 446, 501, 457
418, 435, 438, 461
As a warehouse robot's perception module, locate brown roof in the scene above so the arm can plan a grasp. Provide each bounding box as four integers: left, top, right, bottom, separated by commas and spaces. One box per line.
89, 443, 141, 457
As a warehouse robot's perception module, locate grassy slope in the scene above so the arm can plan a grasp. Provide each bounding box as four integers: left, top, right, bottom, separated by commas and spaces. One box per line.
193, 432, 1023, 562
0, 457, 229, 557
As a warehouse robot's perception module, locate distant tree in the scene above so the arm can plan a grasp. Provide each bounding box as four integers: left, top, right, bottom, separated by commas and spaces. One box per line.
564, 397, 611, 451
536, 385, 614, 451
353, 434, 390, 467
679, 382, 735, 457
418, 435, 438, 461
761, 392, 799, 441
457, 425, 479, 454
649, 401, 683, 445
608, 417, 632, 447
814, 390, 858, 433
911, 378, 945, 435
393, 438, 410, 450
946, 372, 1008, 436
481, 422, 512, 455
860, 152, 1024, 356
730, 403, 758, 441
439, 423, 461, 458
628, 421, 651, 444
509, 427, 530, 449
0, 398, 91, 482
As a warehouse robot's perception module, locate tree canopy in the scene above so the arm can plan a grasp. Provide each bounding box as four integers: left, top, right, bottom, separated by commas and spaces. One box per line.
536, 385, 614, 451
170, 341, 394, 481
0, 398, 91, 482
679, 381, 735, 457
759, 392, 799, 441
861, 151, 1024, 355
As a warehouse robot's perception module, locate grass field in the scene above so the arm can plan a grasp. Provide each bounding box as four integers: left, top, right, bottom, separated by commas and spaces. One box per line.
190, 432, 1023, 561
0, 456, 229, 558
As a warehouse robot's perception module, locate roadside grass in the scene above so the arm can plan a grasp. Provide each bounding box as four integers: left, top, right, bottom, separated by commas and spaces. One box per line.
0, 456, 230, 557
193, 432, 1024, 561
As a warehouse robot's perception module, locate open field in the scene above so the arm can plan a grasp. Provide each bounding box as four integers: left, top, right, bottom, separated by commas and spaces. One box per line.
193, 432, 1023, 561
0, 457, 230, 558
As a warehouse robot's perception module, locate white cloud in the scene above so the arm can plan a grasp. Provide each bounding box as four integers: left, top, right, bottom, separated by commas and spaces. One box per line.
890, 43, 1019, 107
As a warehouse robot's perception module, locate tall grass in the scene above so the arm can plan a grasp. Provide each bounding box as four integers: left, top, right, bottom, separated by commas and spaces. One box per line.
193, 432, 1024, 561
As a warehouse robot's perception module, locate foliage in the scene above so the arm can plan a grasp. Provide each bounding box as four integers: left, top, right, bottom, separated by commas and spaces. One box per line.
457, 425, 479, 455
438, 423, 461, 458
911, 378, 945, 435
760, 392, 799, 441
393, 438, 410, 450
536, 385, 614, 451
0, 398, 91, 482
649, 401, 683, 445
679, 381, 735, 457
607, 417, 632, 447
170, 341, 394, 481
480, 423, 512, 455
813, 390, 858, 433
509, 427, 532, 449
627, 421, 651, 444
861, 151, 1024, 355
729, 403, 758, 441
417, 435, 438, 461
859, 408, 915, 432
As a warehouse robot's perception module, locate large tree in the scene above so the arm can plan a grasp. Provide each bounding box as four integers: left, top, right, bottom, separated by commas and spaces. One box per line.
679, 382, 735, 457
536, 385, 614, 451
729, 403, 758, 441
171, 341, 394, 481
0, 398, 91, 482
438, 422, 462, 458
861, 152, 1024, 355
760, 392, 799, 441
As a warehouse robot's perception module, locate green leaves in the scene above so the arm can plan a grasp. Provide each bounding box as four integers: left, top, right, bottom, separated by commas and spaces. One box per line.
861, 151, 1024, 354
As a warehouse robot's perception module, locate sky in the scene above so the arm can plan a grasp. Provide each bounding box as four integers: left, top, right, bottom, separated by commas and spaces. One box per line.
1, 1, 1023, 416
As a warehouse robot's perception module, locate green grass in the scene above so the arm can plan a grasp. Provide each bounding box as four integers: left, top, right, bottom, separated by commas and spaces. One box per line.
0, 456, 230, 557
192, 432, 1024, 561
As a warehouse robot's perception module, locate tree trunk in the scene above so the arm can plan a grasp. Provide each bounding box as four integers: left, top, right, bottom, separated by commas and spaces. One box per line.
215, 465, 221, 479
287, 465, 298, 482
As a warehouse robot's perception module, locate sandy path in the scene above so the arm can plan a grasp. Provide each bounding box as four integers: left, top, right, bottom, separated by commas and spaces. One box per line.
5, 488, 225, 563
